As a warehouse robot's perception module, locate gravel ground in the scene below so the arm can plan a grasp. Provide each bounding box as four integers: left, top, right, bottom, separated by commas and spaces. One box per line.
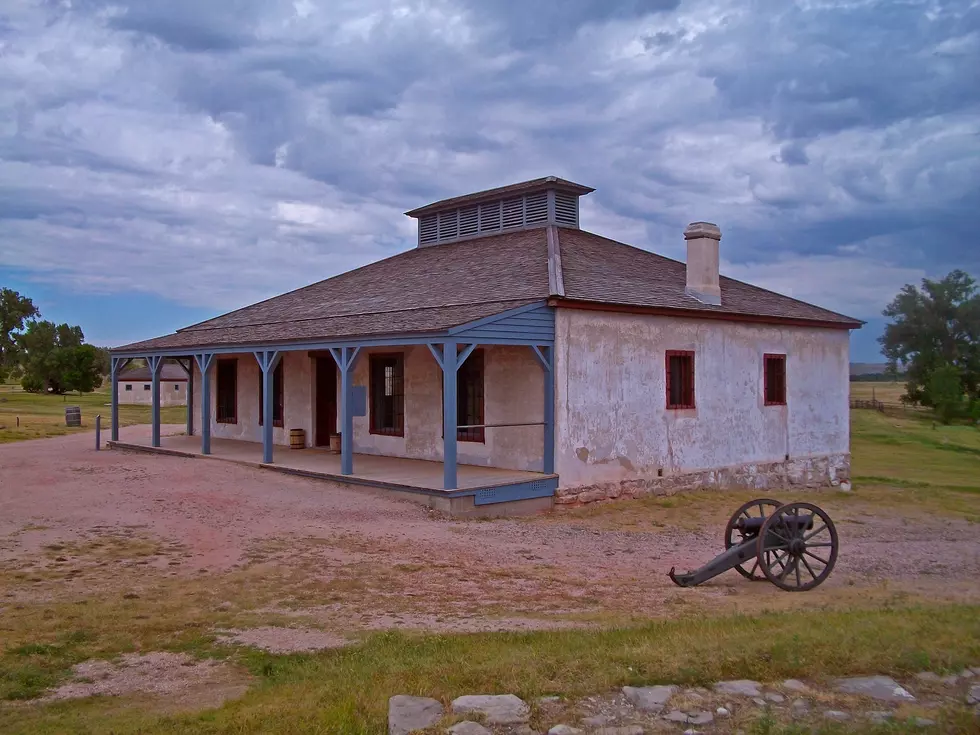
2, 427, 979, 633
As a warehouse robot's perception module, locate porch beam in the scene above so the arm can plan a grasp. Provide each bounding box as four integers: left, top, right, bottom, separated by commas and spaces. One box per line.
109, 357, 131, 442
175, 358, 194, 436
146, 355, 164, 448
193, 352, 216, 455
456, 343, 478, 369
530, 345, 555, 474
328, 346, 361, 475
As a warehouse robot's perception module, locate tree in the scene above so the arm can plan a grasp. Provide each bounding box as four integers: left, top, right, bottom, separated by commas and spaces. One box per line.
879, 270, 980, 405
18, 321, 100, 394
926, 365, 964, 424
0, 288, 39, 382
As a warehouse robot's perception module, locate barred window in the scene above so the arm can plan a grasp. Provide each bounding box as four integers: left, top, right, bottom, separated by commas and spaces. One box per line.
666, 351, 695, 409
764, 354, 787, 405
216, 359, 237, 423
370, 354, 404, 436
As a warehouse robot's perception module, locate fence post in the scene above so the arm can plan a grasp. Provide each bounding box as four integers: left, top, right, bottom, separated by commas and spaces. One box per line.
95, 414, 101, 450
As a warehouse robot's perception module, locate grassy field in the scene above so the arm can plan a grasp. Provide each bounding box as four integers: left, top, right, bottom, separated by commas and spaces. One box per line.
0, 391, 978, 732
849, 380, 908, 403
0, 384, 185, 443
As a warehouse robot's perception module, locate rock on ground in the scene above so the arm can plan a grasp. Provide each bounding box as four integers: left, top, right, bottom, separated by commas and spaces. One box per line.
448, 723, 491, 735
782, 679, 808, 693
967, 684, 980, 705
622, 684, 677, 712
824, 710, 851, 721
388, 695, 444, 735
547, 726, 582, 735
834, 675, 915, 703
713, 680, 762, 697
593, 727, 643, 735
451, 694, 529, 725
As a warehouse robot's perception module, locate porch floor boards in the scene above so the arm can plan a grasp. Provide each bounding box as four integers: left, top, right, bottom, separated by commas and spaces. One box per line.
113, 434, 549, 494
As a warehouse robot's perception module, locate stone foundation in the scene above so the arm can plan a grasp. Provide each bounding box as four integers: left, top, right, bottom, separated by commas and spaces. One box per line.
554, 453, 850, 507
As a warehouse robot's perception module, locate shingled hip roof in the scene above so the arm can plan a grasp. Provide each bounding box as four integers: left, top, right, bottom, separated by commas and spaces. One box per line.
114, 227, 860, 354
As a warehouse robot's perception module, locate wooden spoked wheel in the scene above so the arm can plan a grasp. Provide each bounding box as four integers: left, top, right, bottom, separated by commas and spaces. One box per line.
724, 498, 783, 580
757, 501, 839, 591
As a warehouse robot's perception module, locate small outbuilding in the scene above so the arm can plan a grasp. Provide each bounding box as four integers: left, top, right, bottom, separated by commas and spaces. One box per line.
116, 362, 188, 406
109, 177, 861, 515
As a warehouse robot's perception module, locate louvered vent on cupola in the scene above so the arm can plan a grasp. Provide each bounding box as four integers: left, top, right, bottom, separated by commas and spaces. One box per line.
407, 176, 595, 247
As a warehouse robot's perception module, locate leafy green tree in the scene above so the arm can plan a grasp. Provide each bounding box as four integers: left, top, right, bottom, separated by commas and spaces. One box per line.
926, 365, 964, 424
60, 344, 104, 394
0, 288, 39, 382
18, 321, 99, 393
879, 270, 980, 405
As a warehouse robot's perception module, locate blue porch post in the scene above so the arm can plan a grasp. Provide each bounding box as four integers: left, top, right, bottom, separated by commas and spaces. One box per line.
110, 357, 129, 442
329, 346, 361, 475
531, 345, 555, 474
443, 341, 458, 490
427, 341, 476, 491
193, 353, 215, 455
146, 355, 164, 447
254, 350, 281, 464
176, 358, 194, 436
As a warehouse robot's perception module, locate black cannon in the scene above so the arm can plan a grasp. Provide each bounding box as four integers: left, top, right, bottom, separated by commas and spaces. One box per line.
669, 499, 839, 591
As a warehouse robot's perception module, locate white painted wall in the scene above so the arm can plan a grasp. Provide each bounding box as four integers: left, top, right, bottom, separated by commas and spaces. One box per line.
350, 345, 545, 471
554, 309, 850, 488
117, 381, 187, 406
191, 351, 314, 446
190, 345, 545, 470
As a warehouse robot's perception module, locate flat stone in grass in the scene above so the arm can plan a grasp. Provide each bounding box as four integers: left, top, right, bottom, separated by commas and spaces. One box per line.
834, 675, 915, 703
388, 695, 444, 735
781, 679, 808, 693
967, 684, 980, 705
593, 727, 643, 735
622, 684, 678, 712
824, 710, 851, 722
451, 694, 529, 725
447, 723, 491, 735
713, 680, 762, 697
547, 726, 583, 735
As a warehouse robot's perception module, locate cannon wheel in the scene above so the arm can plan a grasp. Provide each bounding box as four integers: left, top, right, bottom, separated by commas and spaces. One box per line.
757, 501, 839, 591
725, 498, 783, 580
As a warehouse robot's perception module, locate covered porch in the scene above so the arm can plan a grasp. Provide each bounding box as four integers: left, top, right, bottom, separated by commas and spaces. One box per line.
108, 302, 559, 511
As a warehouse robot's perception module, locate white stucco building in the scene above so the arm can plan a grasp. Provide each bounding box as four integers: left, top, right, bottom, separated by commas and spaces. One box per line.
117, 362, 187, 406
110, 177, 860, 515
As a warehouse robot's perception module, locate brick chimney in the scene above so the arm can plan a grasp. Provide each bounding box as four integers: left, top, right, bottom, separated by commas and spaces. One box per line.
684, 222, 722, 305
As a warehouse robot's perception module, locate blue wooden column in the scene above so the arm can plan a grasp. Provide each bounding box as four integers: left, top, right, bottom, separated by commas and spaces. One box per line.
176, 358, 194, 436
193, 352, 215, 455
254, 350, 281, 464
531, 345, 555, 474
427, 341, 477, 490
329, 346, 361, 475
146, 355, 164, 447
109, 357, 130, 442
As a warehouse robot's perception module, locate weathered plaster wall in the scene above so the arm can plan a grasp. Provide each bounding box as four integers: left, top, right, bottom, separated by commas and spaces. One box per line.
192, 351, 313, 446
350, 345, 545, 472
554, 309, 850, 492
117, 381, 186, 406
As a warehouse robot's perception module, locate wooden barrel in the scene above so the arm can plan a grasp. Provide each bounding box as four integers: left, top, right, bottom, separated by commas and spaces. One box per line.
65, 406, 81, 427
289, 428, 305, 449
329, 433, 341, 453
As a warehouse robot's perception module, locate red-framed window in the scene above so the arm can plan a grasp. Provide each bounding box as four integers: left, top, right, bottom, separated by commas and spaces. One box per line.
370, 353, 405, 436
216, 359, 237, 423
258, 360, 285, 427
764, 353, 787, 406
666, 350, 695, 409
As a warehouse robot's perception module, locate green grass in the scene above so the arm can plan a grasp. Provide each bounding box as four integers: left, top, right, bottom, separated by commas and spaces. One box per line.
1, 605, 977, 733
0, 386, 185, 443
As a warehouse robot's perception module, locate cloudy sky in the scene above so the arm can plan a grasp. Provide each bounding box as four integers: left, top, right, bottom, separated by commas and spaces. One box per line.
1, 0, 978, 361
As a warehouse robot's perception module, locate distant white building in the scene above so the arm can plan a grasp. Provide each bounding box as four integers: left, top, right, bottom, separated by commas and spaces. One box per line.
117, 363, 187, 406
